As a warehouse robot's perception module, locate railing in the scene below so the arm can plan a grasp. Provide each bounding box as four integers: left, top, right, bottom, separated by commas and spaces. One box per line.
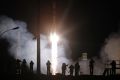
105, 60, 120, 69
103, 60, 120, 76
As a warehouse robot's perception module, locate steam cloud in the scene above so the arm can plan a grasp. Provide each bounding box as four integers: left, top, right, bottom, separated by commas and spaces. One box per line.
1, 15, 120, 75
100, 30, 120, 74
101, 33, 120, 61
0, 15, 72, 74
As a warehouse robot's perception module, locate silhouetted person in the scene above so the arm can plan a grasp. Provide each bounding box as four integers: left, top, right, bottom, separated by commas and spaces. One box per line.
30, 60, 34, 73
75, 62, 80, 76
46, 60, 51, 75
21, 59, 28, 75
16, 59, 21, 73
103, 68, 109, 76
62, 63, 68, 75
69, 65, 74, 76
89, 59, 95, 75
110, 60, 116, 75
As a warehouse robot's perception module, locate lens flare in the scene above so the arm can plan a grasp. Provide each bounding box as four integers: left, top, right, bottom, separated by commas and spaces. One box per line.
50, 32, 59, 75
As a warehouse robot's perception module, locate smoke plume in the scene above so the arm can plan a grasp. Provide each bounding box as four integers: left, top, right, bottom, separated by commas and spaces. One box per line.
0, 15, 72, 74
101, 33, 120, 61
1, 15, 119, 75
100, 29, 120, 74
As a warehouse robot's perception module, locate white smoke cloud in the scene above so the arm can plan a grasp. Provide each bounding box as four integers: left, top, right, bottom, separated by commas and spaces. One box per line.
101, 33, 120, 60
100, 32, 120, 74
2, 15, 118, 75
0, 15, 72, 74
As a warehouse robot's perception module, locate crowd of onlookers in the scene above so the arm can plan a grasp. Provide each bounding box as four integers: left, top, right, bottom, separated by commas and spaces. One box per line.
15, 58, 118, 80
16, 58, 117, 76
46, 59, 95, 76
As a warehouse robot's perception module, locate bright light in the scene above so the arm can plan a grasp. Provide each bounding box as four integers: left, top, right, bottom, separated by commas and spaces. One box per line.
50, 32, 59, 43
50, 32, 59, 75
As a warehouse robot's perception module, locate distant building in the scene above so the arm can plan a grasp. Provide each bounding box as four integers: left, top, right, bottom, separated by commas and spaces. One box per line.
82, 53, 88, 60
79, 52, 89, 75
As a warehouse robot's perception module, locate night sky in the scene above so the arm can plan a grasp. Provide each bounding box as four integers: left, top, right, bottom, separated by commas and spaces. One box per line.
0, 0, 120, 59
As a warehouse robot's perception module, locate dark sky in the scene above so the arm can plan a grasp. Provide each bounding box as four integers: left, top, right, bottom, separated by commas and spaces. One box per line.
0, 0, 120, 59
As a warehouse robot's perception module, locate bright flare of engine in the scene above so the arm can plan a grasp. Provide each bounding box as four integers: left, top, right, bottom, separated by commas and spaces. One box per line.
50, 32, 59, 75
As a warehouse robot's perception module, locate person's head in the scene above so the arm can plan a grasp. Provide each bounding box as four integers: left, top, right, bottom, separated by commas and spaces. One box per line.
47, 60, 50, 62
112, 60, 116, 62
63, 63, 65, 65
30, 61, 34, 64
23, 59, 26, 63
16, 59, 21, 62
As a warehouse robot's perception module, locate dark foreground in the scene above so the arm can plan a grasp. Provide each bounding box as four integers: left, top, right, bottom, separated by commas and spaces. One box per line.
14, 74, 120, 80
40, 75, 120, 80
41, 75, 120, 80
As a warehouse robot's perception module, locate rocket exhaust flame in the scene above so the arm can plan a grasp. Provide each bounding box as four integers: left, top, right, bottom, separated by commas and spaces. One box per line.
50, 32, 59, 75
